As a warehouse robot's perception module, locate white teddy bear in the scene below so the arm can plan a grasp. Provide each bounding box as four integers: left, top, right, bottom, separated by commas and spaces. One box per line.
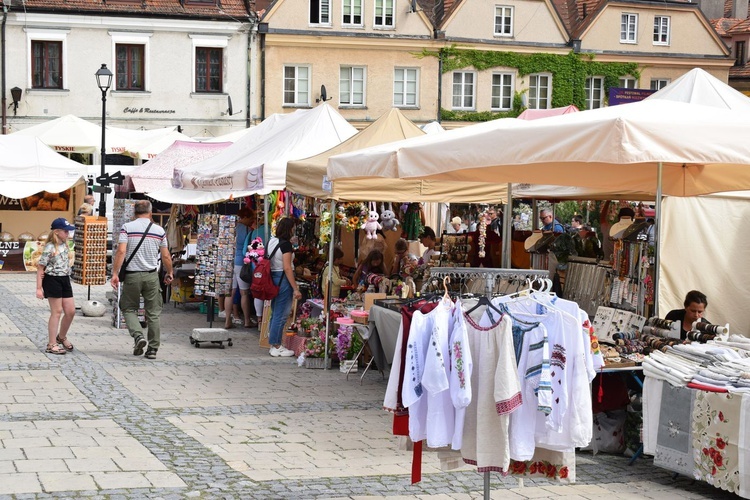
364, 210, 382, 239
380, 209, 400, 232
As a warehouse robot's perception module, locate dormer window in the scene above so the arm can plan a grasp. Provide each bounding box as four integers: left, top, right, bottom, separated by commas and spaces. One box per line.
311, 0, 331, 25
494, 6, 513, 37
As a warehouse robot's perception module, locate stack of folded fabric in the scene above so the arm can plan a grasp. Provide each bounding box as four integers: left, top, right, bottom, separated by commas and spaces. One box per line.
643, 349, 701, 387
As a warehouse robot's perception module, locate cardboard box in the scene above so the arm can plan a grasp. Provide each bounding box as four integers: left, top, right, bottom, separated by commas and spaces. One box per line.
364, 293, 386, 311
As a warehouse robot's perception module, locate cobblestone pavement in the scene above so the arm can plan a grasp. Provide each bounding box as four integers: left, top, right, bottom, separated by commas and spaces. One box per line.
0, 274, 741, 499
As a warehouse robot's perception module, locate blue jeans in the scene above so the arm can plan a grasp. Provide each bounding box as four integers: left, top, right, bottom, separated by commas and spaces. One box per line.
269, 271, 293, 346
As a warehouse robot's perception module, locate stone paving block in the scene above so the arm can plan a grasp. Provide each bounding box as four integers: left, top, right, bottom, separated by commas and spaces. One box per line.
0, 460, 15, 473
2, 437, 51, 448
15, 458, 69, 473
23, 446, 75, 460
507, 487, 558, 498
0, 447, 25, 460
0, 472, 42, 494
65, 458, 119, 472
70, 446, 124, 459
38, 472, 98, 492
144, 471, 188, 488
113, 456, 169, 471
92, 471, 152, 489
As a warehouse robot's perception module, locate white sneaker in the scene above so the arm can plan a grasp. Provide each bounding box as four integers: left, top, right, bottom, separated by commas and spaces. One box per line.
218, 311, 226, 319
269, 346, 281, 357
278, 346, 295, 357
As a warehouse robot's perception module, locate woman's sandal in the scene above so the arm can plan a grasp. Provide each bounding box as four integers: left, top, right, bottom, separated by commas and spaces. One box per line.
46, 343, 67, 355
56, 335, 74, 351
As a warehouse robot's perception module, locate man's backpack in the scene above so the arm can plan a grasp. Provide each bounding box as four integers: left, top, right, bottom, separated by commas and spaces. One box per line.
250, 242, 281, 301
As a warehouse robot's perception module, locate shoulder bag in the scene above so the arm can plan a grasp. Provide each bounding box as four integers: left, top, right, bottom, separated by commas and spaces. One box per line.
117, 222, 154, 284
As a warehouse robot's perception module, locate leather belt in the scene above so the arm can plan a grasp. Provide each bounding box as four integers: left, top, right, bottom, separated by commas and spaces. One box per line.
125, 269, 157, 273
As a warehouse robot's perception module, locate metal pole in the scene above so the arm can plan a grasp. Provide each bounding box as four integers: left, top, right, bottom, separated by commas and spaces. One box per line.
1, 5, 7, 135
501, 183, 512, 269
323, 199, 335, 370
654, 162, 662, 316
98, 87, 107, 218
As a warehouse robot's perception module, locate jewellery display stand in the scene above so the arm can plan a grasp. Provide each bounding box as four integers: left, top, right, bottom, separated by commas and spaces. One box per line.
563, 257, 611, 318
438, 232, 473, 267
72, 216, 108, 286
425, 266, 549, 500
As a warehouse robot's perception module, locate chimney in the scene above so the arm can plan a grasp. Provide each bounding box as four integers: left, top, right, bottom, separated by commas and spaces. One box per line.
694, 0, 731, 20
733, 0, 749, 18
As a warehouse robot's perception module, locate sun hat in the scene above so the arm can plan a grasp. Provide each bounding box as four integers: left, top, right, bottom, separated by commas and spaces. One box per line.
51, 218, 75, 232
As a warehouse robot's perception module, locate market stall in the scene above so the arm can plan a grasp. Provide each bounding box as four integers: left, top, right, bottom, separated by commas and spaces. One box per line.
0, 135, 88, 272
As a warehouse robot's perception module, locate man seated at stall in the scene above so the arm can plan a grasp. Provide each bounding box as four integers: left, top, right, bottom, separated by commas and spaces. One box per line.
665, 290, 711, 340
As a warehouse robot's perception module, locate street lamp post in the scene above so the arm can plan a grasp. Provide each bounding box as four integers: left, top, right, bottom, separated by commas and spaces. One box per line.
94, 64, 113, 218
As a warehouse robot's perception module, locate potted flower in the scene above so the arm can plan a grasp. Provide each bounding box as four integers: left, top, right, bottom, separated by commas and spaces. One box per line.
336, 325, 364, 373
303, 329, 331, 369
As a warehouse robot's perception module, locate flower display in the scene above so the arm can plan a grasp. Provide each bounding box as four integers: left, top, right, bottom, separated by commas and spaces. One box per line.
335, 325, 364, 361
304, 328, 330, 358
336, 202, 368, 231
478, 208, 489, 258
319, 209, 332, 245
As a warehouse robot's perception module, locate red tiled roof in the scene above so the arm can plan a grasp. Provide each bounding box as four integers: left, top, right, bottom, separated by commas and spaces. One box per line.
727, 17, 750, 33
19, 0, 251, 20
730, 64, 750, 77
711, 17, 743, 35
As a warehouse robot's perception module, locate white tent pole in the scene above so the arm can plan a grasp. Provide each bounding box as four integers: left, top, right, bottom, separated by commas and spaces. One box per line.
323, 199, 336, 370
654, 163, 663, 317
501, 183, 512, 268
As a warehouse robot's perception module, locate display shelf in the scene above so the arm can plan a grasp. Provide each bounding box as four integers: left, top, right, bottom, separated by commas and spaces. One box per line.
72, 215, 107, 285
194, 214, 236, 297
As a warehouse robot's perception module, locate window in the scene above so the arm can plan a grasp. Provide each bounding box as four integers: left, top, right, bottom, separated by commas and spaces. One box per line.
650, 78, 670, 90
736, 41, 746, 66
284, 65, 310, 106
619, 77, 637, 88
452, 72, 475, 110
494, 6, 514, 37
491, 72, 513, 110
342, 0, 363, 25
584, 76, 605, 109
528, 73, 551, 109
115, 44, 144, 91
310, 0, 331, 24
393, 68, 418, 107
195, 48, 222, 93
31, 41, 62, 89
374, 0, 394, 28
653, 16, 670, 45
620, 13, 637, 43
340, 66, 365, 106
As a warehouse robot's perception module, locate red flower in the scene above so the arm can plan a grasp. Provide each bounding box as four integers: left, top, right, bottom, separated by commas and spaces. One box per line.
703, 447, 709, 456
529, 463, 537, 474
716, 438, 726, 450
712, 466, 717, 475
719, 411, 724, 422
536, 461, 546, 474
709, 447, 717, 458
510, 461, 527, 475
546, 465, 558, 478
714, 454, 723, 467
559, 466, 569, 479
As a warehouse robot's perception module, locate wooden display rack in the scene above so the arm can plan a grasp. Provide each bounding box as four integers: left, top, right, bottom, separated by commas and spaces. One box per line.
72, 215, 107, 285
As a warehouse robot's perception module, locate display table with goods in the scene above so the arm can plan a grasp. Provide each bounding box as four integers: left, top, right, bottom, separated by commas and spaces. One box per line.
72, 215, 108, 286
641, 330, 749, 499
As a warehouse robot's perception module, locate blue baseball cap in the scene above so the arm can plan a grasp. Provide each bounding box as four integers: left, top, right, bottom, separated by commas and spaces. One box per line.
51, 218, 75, 231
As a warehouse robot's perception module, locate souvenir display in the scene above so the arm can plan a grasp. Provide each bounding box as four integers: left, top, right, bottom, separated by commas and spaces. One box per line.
71, 216, 107, 285
194, 214, 236, 297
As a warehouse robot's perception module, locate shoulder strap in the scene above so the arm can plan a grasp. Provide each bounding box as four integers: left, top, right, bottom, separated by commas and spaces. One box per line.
122, 221, 154, 272
267, 240, 281, 261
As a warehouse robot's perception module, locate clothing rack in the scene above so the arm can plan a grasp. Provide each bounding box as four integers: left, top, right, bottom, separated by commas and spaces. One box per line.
427, 266, 549, 500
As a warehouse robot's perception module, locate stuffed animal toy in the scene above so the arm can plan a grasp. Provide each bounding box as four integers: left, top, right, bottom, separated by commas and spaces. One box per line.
380, 209, 400, 232
245, 237, 265, 264
364, 210, 381, 240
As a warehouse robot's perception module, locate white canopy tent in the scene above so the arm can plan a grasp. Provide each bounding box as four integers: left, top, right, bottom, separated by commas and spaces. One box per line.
0, 136, 88, 198
128, 140, 232, 193
12, 114, 130, 154
116, 127, 197, 161
148, 103, 357, 204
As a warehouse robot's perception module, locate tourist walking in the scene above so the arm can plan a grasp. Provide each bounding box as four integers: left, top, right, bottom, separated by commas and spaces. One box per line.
111, 200, 173, 359
35, 218, 77, 355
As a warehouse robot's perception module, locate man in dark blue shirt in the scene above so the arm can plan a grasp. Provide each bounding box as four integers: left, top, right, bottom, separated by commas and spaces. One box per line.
540, 209, 565, 233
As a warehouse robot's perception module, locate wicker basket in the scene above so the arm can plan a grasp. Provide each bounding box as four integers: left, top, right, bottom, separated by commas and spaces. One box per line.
352, 314, 369, 325
304, 357, 331, 369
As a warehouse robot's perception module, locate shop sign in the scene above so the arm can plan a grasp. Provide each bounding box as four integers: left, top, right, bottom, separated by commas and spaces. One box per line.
123, 107, 176, 114
172, 166, 264, 191
608, 88, 655, 106
0, 240, 74, 272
